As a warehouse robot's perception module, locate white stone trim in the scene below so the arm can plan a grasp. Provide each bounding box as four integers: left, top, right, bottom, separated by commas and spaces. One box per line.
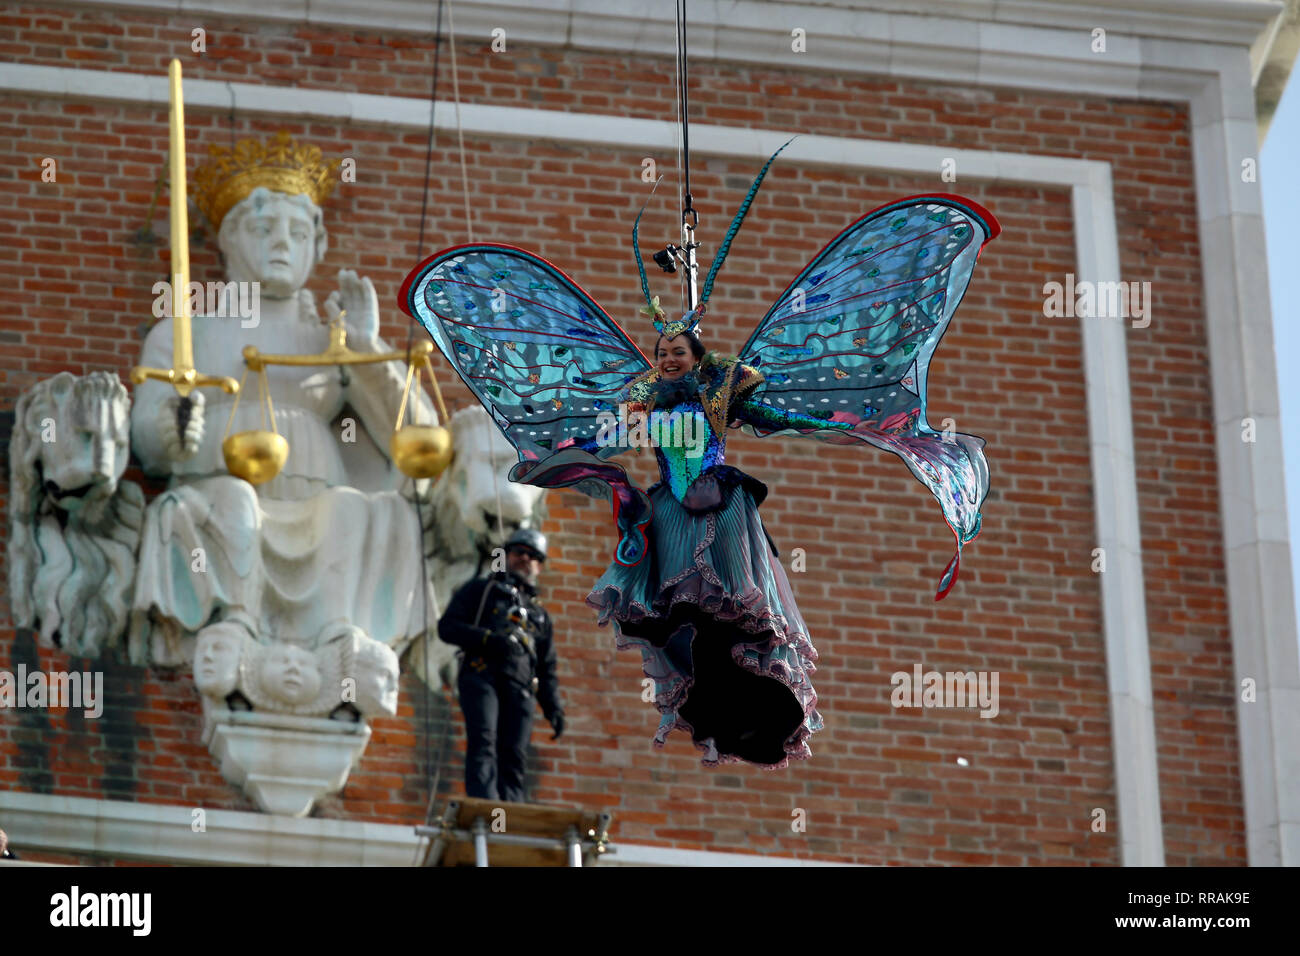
1189, 55, 1300, 867
2, 62, 1101, 184
55, 0, 1283, 51
0, 859, 64, 867
0, 790, 422, 866
601, 842, 857, 866
2, 0, 1295, 864
1070, 169, 1166, 868
0, 790, 848, 866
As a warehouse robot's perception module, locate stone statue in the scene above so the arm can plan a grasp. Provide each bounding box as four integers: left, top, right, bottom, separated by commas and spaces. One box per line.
118, 132, 461, 813
7, 371, 143, 657
0, 133, 552, 816
127, 133, 439, 689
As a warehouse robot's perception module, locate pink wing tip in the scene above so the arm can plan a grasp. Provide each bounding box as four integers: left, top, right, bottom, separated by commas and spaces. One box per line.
934, 550, 961, 601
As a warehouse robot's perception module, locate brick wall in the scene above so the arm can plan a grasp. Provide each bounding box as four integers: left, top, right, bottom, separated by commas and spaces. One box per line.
0, 2, 1243, 865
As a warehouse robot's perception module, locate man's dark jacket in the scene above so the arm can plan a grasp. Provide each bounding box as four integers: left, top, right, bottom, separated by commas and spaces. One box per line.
438, 570, 562, 720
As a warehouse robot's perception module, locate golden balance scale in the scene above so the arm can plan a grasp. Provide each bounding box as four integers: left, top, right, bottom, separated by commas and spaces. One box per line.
131, 59, 453, 485
222, 319, 452, 485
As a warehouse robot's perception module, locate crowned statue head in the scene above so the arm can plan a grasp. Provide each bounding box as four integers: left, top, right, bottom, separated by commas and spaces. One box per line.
190, 131, 340, 298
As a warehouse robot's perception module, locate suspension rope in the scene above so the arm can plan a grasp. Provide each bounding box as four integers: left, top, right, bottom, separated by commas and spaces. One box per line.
677, 0, 692, 217
486, 415, 507, 544
412, 1, 502, 861
407, 0, 450, 867
673, 1, 685, 315
447, 0, 474, 244
406, 0, 444, 365
446, 0, 502, 542
675, 0, 699, 314
677, 0, 691, 312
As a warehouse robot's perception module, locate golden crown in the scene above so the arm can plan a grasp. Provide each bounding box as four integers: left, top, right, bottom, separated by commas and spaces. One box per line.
190, 131, 341, 231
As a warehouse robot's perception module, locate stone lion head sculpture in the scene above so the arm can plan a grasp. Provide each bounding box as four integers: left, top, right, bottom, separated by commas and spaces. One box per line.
434, 405, 546, 554
7, 371, 143, 656
410, 405, 548, 693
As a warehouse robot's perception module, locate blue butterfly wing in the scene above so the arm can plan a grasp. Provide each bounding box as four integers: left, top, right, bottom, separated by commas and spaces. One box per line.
737, 195, 998, 599
399, 243, 652, 463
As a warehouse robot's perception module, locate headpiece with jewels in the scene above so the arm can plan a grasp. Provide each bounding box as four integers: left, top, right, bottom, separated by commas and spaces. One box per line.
190, 130, 342, 231
640, 297, 703, 339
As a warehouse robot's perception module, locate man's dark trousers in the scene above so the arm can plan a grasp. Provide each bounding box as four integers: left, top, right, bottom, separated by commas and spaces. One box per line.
458, 657, 535, 802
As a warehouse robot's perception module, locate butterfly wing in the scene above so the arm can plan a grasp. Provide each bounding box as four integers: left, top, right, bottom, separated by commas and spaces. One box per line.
737, 194, 998, 599
399, 243, 652, 461
399, 243, 655, 564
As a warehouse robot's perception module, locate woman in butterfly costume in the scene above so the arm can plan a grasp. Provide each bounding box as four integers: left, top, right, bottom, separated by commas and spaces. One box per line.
400, 148, 997, 768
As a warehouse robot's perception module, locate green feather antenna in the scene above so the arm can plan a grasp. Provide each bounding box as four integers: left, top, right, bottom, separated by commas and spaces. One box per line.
632, 175, 666, 320
699, 137, 796, 306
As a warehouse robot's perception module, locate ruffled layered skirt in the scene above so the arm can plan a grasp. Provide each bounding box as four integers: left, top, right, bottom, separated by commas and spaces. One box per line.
586, 470, 822, 768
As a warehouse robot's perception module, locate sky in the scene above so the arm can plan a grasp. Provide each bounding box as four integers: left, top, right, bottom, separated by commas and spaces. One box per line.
1261, 67, 1300, 642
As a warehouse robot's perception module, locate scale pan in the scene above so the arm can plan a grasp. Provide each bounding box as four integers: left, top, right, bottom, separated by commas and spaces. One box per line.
391, 425, 453, 479
223, 430, 289, 485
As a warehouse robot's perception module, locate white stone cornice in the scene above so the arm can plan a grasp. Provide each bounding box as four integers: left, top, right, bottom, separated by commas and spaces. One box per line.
0, 790, 854, 866
989, 0, 1281, 46
23, 1, 1286, 110
1252, 0, 1299, 137
0, 790, 423, 866
45, 0, 1285, 49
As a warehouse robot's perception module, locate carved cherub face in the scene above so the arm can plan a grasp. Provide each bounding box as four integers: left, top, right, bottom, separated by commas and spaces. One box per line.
220, 189, 319, 298
260, 644, 322, 706
194, 624, 245, 698
354, 641, 400, 718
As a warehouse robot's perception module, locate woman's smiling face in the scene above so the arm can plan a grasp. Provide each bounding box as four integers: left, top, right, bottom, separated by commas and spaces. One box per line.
656, 335, 696, 381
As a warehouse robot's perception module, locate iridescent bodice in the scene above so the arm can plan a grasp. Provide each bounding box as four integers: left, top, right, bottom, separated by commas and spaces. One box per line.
573, 357, 853, 509
648, 401, 723, 499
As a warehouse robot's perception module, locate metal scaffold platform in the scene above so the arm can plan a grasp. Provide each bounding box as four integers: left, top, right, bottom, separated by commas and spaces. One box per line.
416, 798, 612, 867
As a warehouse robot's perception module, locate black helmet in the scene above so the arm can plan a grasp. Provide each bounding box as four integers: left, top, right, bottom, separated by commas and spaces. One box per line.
504, 527, 547, 562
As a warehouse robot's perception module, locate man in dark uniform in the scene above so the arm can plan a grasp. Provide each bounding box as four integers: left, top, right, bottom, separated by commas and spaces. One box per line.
438, 527, 565, 803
